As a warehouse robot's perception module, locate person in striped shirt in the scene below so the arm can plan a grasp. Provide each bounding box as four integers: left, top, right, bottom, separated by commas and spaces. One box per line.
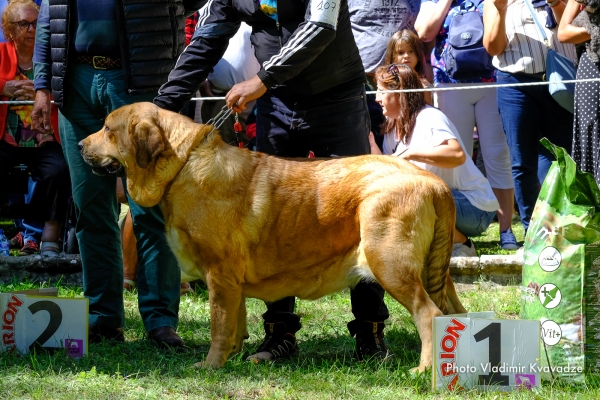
483, 0, 576, 233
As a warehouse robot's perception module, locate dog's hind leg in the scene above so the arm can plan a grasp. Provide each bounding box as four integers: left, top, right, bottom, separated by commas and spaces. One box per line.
445, 272, 467, 314
233, 296, 249, 355
360, 205, 443, 373
196, 273, 244, 368
374, 267, 443, 373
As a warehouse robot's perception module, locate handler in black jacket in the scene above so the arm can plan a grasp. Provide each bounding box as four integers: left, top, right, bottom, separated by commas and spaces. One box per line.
31, 0, 206, 347
154, 0, 392, 363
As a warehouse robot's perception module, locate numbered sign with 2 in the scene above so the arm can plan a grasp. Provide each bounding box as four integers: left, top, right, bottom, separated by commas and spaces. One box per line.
433, 312, 540, 391
1, 292, 88, 357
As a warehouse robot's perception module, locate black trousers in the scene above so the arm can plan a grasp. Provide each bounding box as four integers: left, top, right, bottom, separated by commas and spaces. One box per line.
0, 141, 71, 225
255, 83, 389, 323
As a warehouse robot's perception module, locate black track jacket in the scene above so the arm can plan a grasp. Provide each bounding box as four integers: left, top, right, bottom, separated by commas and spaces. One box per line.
154, 0, 366, 112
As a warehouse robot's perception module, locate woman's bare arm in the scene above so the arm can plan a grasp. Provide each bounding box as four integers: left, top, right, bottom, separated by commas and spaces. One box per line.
399, 138, 466, 168
557, 0, 590, 43
483, 0, 510, 56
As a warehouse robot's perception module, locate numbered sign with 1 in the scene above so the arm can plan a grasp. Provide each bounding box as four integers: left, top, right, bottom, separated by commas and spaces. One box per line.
433, 312, 540, 391
1, 291, 88, 357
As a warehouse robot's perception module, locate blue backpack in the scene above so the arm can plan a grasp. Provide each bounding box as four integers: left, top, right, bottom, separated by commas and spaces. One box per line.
443, 0, 494, 80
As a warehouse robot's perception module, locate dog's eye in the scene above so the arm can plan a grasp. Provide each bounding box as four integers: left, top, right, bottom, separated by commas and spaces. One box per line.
104, 126, 109, 132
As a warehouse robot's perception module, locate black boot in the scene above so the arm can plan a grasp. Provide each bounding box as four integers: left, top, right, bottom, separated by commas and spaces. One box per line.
347, 320, 393, 361
246, 313, 301, 362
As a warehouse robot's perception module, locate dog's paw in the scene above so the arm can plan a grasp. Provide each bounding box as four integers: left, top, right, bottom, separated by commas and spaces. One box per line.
408, 365, 431, 377
193, 359, 223, 369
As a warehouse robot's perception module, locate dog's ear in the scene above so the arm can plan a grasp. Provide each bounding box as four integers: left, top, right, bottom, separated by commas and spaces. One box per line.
132, 120, 165, 168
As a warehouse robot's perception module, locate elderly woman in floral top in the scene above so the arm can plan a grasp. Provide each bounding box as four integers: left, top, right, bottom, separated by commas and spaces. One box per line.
0, 0, 69, 256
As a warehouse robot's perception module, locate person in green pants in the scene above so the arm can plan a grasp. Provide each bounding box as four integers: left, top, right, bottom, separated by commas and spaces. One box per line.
31, 0, 206, 346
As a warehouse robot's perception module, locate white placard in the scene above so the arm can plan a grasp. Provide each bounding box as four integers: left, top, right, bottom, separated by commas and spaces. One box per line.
433, 312, 541, 391
1, 292, 88, 357
310, 0, 340, 29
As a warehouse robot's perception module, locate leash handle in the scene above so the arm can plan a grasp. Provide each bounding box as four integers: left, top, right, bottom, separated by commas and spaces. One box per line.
233, 113, 244, 148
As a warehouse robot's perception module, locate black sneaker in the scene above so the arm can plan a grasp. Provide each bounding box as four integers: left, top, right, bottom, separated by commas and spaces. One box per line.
347, 320, 393, 361
246, 313, 301, 362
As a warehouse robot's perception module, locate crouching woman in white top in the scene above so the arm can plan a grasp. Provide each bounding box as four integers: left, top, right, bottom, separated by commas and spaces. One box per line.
369, 63, 500, 257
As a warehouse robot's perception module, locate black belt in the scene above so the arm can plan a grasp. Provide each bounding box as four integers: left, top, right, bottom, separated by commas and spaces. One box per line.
76, 55, 121, 70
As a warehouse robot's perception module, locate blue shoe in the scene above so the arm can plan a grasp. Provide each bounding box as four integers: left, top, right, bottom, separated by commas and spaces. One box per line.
500, 228, 519, 250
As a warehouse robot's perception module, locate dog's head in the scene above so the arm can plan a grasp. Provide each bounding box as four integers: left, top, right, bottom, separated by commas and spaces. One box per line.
577, 0, 600, 13
79, 102, 212, 207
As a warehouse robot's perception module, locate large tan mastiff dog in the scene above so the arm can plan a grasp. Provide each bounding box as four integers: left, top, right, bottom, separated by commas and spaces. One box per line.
79, 102, 467, 372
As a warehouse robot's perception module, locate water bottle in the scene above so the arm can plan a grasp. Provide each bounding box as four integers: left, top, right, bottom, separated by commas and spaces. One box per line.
0, 229, 10, 256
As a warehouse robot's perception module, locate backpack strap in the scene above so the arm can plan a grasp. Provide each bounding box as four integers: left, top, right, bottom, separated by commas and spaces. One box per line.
523, 0, 550, 48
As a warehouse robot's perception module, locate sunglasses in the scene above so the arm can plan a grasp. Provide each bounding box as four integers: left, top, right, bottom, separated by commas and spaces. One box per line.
11, 19, 37, 30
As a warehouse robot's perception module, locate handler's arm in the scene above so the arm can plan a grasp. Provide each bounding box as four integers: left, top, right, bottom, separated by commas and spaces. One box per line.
256, 0, 346, 91
226, 0, 349, 111
31, 0, 53, 134
557, 0, 590, 43
483, 0, 509, 56
183, 0, 208, 16
399, 138, 466, 168
154, 0, 239, 112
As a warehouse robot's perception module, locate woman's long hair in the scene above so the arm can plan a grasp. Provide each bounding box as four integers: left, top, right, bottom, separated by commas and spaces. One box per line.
375, 63, 426, 144
384, 30, 428, 78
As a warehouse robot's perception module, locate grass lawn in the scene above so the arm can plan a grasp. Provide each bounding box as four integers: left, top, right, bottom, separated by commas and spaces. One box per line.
2, 220, 599, 399
1, 279, 599, 399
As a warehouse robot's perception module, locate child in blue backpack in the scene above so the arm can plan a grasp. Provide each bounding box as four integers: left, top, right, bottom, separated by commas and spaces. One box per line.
415, 0, 518, 251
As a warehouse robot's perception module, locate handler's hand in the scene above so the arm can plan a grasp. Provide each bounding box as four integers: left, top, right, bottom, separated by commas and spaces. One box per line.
225, 75, 267, 113
32, 89, 53, 134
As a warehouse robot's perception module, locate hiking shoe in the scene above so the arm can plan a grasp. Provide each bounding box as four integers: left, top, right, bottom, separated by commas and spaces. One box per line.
246, 314, 301, 362
19, 240, 39, 256
451, 240, 476, 257
9, 232, 24, 249
247, 329, 298, 362
347, 320, 393, 361
500, 228, 519, 250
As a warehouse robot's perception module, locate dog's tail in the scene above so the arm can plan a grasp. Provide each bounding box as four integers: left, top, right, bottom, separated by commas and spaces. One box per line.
424, 184, 456, 315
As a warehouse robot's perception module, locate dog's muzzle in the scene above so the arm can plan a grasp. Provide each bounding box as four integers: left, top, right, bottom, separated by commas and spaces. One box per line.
91, 160, 124, 177
79, 140, 124, 176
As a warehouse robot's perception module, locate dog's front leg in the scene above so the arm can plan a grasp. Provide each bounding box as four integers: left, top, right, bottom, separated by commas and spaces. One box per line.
195, 276, 243, 368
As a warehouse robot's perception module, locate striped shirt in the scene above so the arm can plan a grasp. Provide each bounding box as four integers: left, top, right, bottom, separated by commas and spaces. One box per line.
493, 0, 577, 74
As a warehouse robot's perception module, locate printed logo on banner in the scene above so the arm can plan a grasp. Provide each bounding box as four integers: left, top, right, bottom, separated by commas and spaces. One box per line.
515, 374, 536, 389
438, 318, 468, 390
2, 294, 24, 352
65, 339, 84, 358
538, 283, 562, 309
538, 246, 562, 272
541, 320, 562, 346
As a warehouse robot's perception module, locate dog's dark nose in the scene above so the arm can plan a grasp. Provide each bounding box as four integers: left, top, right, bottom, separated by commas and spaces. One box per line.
77, 140, 84, 153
